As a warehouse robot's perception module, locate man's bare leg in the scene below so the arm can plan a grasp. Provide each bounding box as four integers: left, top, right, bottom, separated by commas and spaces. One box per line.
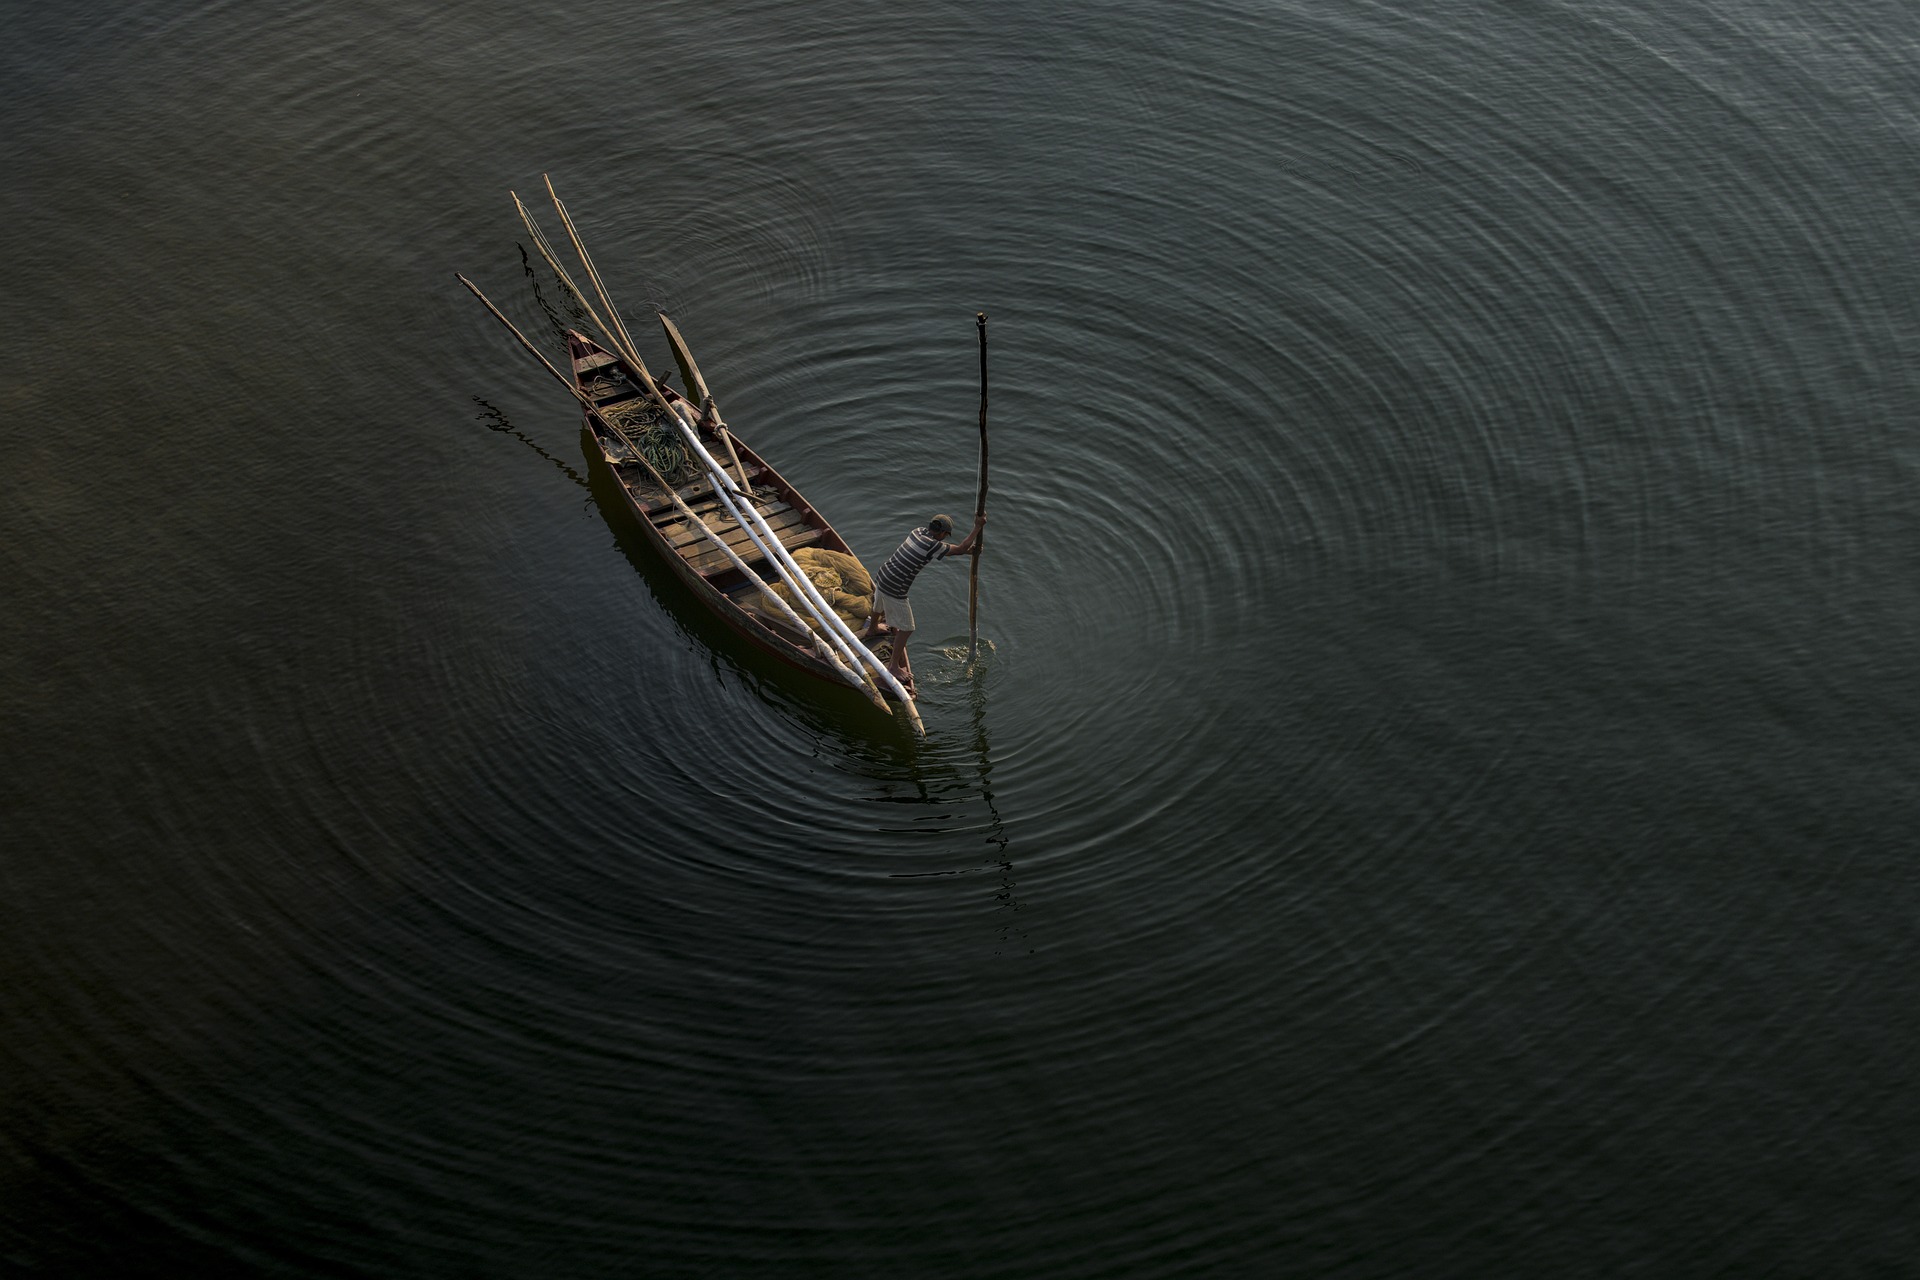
886, 630, 915, 690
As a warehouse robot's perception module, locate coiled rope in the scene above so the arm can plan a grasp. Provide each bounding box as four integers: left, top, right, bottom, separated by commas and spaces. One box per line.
583, 365, 693, 485
597, 392, 688, 481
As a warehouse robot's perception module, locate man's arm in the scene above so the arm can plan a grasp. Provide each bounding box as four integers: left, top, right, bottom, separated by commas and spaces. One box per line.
946, 513, 987, 556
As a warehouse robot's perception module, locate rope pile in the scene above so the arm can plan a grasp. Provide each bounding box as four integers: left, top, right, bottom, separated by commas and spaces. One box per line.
600, 397, 689, 481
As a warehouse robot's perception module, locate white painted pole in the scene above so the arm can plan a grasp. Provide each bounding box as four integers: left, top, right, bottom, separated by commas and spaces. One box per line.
676, 417, 882, 697
670, 409, 921, 711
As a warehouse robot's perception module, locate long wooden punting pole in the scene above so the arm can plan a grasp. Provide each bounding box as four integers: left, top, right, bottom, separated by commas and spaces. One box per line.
454, 273, 887, 714
966, 312, 989, 666
513, 192, 637, 382
544, 175, 648, 374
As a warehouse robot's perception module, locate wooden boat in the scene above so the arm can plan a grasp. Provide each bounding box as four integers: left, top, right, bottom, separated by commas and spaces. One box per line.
456, 178, 924, 732
565, 328, 909, 706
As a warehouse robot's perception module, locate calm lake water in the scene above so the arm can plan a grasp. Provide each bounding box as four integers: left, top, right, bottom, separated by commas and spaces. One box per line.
5, 1, 1919, 1274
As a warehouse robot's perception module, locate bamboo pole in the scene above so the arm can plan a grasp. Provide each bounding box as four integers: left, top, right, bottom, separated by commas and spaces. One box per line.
544, 175, 648, 374
513, 192, 633, 384
514, 190, 698, 456
515, 196, 780, 565
454, 273, 885, 711
966, 312, 989, 667
484, 220, 895, 716
456, 273, 806, 633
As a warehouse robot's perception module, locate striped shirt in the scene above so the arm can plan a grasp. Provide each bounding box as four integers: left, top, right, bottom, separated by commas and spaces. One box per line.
874, 526, 951, 599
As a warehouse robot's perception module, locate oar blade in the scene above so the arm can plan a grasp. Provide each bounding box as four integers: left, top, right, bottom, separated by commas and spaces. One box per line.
658, 311, 713, 405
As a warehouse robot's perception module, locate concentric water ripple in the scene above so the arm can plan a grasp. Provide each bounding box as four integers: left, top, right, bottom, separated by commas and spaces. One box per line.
7, 0, 1920, 1274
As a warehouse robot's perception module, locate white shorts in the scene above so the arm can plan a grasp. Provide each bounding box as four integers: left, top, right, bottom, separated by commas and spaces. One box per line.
875, 590, 916, 632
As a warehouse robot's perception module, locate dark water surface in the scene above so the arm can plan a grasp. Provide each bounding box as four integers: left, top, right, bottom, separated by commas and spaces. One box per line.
6, 1, 1920, 1274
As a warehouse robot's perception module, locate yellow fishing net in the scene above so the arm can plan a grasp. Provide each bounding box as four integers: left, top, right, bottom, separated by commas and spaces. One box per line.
740, 548, 874, 630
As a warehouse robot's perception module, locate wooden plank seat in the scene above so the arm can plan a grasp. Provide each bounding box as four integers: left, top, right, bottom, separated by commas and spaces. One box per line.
650, 485, 779, 530
672, 506, 815, 560
631, 465, 766, 515
687, 519, 828, 575
658, 501, 800, 551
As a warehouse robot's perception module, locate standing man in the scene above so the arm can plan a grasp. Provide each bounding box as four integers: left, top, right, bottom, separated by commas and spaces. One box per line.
867, 512, 986, 693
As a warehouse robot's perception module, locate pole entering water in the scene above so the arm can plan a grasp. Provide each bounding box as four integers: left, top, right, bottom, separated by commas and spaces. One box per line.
966, 312, 989, 669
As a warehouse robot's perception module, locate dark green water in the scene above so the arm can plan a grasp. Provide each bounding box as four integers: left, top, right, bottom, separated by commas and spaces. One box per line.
6, 1, 1919, 1274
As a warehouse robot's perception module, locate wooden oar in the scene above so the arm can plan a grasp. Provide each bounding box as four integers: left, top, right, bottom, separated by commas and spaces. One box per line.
660, 310, 753, 497
658, 310, 711, 403
966, 312, 989, 667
